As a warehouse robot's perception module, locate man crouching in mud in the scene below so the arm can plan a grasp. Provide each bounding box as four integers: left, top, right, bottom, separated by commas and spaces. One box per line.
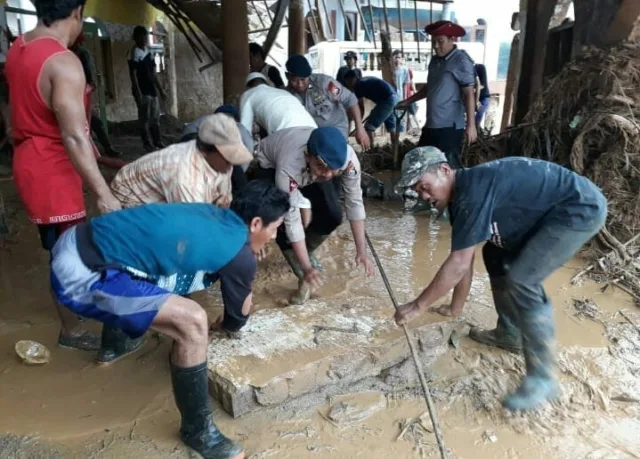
254, 126, 374, 304
49, 181, 289, 459
393, 147, 607, 411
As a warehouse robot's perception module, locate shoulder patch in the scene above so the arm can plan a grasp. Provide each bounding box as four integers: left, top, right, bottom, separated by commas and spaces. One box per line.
327, 81, 342, 97
345, 160, 358, 178
289, 177, 299, 192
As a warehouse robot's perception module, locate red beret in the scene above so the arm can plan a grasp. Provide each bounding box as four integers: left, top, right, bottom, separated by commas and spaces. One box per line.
425, 20, 466, 38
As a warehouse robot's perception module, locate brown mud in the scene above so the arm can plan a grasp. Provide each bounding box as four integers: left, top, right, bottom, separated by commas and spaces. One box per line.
0, 149, 639, 458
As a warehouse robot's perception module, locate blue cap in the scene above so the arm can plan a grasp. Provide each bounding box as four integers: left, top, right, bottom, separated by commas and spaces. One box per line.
307, 127, 347, 169
215, 104, 240, 122
286, 55, 312, 78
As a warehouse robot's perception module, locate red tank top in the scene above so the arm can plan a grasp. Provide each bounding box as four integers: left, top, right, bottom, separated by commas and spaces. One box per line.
7, 35, 90, 225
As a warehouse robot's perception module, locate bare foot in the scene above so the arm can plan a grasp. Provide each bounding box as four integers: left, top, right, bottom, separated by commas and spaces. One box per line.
429, 304, 463, 317
394, 301, 423, 325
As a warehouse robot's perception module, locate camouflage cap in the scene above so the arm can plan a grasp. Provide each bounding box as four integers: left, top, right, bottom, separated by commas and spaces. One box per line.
394, 146, 448, 193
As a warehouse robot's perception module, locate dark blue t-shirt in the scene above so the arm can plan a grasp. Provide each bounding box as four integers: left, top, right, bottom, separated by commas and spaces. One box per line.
448, 158, 606, 252
354, 77, 395, 104
475, 64, 490, 100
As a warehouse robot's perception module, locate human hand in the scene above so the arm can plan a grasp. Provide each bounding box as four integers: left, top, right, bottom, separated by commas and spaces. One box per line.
355, 253, 375, 278
96, 193, 122, 214
394, 300, 425, 326
465, 124, 478, 145
395, 100, 410, 110
355, 127, 370, 150
303, 267, 323, 291
257, 248, 267, 261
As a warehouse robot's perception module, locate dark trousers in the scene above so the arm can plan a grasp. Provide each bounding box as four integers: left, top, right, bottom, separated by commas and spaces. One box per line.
179, 132, 247, 195
418, 126, 464, 169
252, 168, 343, 251
136, 95, 161, 147
482, 204, 607, 378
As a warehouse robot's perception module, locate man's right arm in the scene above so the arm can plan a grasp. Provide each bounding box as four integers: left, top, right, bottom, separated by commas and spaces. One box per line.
397, 85, 426, 109
50, 53, 120, 212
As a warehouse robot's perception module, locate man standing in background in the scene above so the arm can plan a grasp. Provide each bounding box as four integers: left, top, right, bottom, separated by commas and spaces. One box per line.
475, 63, 491, 129
249, 42, 285, 89
396, 20, 477, 168
129, 25, 166, 152
336, 50, 362, 87
389, 50, 410, 147
6, 0, 121, 351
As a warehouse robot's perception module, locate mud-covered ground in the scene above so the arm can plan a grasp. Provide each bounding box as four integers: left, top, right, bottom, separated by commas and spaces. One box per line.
0, 130, 639, 459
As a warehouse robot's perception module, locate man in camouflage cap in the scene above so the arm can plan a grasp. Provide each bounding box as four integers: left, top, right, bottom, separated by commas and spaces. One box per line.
393, 147, 607, 413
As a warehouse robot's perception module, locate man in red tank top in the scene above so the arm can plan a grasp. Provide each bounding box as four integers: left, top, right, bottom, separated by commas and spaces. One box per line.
6, 0, 121, 351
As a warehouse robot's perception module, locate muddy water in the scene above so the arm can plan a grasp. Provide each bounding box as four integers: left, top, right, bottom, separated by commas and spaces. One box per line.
0, 182, 638, 458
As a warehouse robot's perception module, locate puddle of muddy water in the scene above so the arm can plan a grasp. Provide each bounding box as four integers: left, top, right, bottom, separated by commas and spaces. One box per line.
0, 182, 639, 459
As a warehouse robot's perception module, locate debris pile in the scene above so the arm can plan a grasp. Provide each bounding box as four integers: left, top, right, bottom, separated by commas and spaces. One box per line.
360, 139, 416, 173
464, 41, 640, 294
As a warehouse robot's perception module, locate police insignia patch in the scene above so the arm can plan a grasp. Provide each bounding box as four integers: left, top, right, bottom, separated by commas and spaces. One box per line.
345, 161, 357, 177
327, 81, 341, 97
289, 178, 299, 192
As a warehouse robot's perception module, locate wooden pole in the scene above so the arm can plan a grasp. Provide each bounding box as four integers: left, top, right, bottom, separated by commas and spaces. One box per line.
222, 0, 249, 104
414, 0, 421, 61
396, 0, 404, 55
354, 0, 373, 46
288, 0, 306, 55
381, 0, 391, 36
514, 0, 556, 124
320, 0, 334, 39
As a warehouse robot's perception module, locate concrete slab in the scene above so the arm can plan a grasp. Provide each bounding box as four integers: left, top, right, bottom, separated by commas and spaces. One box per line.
207, 295, 464, 417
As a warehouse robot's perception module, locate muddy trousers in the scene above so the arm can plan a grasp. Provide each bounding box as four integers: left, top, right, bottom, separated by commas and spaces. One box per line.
483, 210, 607, 410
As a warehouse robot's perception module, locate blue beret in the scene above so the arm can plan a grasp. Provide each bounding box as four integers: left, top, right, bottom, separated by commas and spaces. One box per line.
214, 104, 240, 122
286, 55, 312, 78
307, 127, 347, 170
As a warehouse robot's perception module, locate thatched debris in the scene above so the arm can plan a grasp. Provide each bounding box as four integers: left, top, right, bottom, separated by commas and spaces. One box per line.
360, 139, 416, 173
463, 41, 640, 300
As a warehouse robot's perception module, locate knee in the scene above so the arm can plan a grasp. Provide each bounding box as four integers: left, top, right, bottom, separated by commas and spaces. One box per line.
176, 303, 208, 344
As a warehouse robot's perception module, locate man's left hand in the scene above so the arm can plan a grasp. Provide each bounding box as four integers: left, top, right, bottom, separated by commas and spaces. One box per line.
465, 125, 478, 145
355, 253, 375, 277
355, 127, 371, 150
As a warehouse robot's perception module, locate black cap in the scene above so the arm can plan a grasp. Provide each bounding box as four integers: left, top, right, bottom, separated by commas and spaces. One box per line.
344, 51, 358, 60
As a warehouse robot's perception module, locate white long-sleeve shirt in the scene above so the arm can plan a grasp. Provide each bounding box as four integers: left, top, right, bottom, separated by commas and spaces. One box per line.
240, 85, 317, 135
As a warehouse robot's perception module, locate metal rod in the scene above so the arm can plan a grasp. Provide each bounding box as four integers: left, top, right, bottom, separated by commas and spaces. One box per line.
397, 0, 404, 55
251, 0, 267, 28
381, 0, 391, 36
365, 232, 448, 459
320, 0, 334, 39
354, 0, 373, 47
414, 0, 421, 62
250, 24, 289, 34
367, 0, 377, 48
263, 0, 274, 21
337, 0, 354, 41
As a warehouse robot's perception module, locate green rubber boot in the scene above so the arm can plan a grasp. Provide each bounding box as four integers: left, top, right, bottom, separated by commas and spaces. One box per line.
306, 233, 329, 272
503, 301, 559, 411
281, 249, 311, 305
469, 276, 523, 353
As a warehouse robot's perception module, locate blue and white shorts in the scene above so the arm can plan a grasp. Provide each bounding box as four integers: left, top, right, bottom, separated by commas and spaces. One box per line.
50, 226, 172, 339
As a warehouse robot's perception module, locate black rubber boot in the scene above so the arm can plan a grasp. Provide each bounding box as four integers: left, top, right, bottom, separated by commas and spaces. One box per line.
503, 301, 559, 411
171, 363, 244, 459
469, 276, 523, 353
58, 330, 101, 351
97, 325, 146, 365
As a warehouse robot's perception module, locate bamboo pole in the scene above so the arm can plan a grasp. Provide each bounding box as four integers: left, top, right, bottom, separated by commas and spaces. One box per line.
367, 0, 377, 48
397, 0, 404, 55
337, 0, 354, 41
320, 0, 334, 39
414, 0, 421, 62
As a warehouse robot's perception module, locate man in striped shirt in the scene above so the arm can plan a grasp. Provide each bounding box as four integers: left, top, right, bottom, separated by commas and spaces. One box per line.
110, 113, 252, 209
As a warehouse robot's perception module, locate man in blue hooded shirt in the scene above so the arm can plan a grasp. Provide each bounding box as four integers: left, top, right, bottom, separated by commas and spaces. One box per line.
50, 180, 290, 459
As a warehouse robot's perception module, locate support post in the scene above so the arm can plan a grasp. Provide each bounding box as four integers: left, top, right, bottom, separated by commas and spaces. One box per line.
289, 0, 306, 56
222, 0, 249, 104
167, 28, 179, 117
513, 0, 556, 125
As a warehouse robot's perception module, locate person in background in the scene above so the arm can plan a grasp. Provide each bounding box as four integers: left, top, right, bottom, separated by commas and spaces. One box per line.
129, 25, 166, 152
285, 54, 370, 150
396, 20, 477, 169
475, 63, 490, 129
336, 50, 362, 87
254, 126, 374, 304
71, 33, 121, 157
406, 64, 420, 134
343, 71, 396, 147
51, 180, 290, 459
393, 147, 607, 412
249, 42, 285, 89
389, 50, 410, 145
240, 72, 317, 138
6, 0, 121, 352
110, 114, 252, 211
